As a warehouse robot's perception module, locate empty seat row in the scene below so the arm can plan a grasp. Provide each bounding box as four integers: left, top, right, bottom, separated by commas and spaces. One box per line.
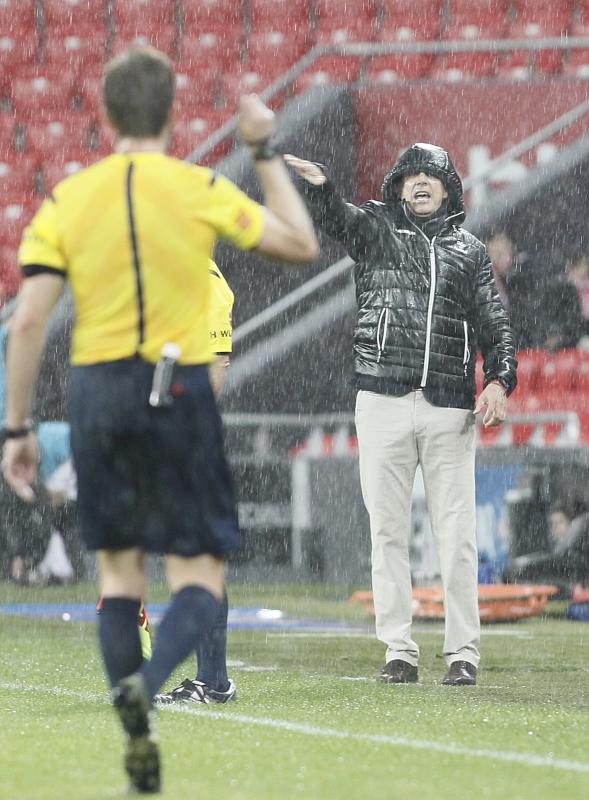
476, 349, 589, 396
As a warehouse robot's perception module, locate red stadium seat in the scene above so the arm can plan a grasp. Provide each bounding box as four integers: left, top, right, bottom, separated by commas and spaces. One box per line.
220, 70, 274, 108
292, 56, 363, 94
175, 70, 221, 116
513, 349, 544, 394
443, 17, 507, 41
0, 121, 18, 157
575, 352, 589, 392
0, 198, 39, 248
314, 0, 377, 22
450, 0, 508, 15
430, 52, 499, 80
313, 18, 377, 46
43, 0, 108, 33
182, 0, 244, 29
111, 27, 178, 58
112, 0, 176, 30
41, 34, 108, 75
248, 0, 310, 31
513, 0, 573, 17
381, 0, 442, 26
77, 77, 104, 118
378, 14, 441, 44
497, 51, 533, 80
177, 28, 244, 71
11, 73, 77, 121
365, 53, 434, 82
509, 16, 570, 38
563, 49, 589, 78
0, 247, 22, 300
25, 117, 94, 157
536, 349, 580, 394
0, 29, 40, 74
0, 156, 38, 194
532, 50, 564, 76
169, 111, 231, 158
500, 14, 570, 75
0, 0, 37, 32
244, 30, 309, 67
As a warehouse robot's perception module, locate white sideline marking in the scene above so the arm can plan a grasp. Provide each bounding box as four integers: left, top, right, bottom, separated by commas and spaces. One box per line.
169, 705, 589, 774
267, 628, 534, 639
3, 681, 588, 775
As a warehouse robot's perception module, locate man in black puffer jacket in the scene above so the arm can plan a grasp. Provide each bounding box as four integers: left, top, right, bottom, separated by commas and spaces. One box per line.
286, 144, 517, 687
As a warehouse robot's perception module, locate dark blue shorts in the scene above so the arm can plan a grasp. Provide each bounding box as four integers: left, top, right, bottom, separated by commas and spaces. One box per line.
69, 359, 239, 557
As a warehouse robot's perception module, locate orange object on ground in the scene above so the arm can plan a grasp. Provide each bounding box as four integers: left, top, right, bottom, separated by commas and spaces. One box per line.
348, 584, 559, 622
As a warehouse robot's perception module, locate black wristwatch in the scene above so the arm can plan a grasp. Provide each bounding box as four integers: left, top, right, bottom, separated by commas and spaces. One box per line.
249, 138, 279, 161
3, 419, 35, 439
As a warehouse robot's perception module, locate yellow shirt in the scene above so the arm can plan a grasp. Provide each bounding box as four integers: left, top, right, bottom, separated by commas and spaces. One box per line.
18, 152, 263, 365
208, 261, 234, 355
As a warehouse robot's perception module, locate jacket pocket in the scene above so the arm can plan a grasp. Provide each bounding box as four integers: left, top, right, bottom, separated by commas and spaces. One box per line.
376, 307, 391, 363
462, 320, 470, 376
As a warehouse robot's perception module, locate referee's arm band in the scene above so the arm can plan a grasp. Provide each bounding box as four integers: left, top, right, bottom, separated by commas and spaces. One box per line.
21, 264, 66, 278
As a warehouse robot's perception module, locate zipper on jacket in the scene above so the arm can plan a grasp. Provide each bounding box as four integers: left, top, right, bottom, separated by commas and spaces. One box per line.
420, 235, 437, 387
462, 320, 470, 376
402, 204, 438, 389
126, 161, 146, 349
376, 308, 390, 363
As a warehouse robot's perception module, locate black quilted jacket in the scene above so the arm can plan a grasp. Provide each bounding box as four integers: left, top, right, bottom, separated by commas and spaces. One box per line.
299, 144, 517, 410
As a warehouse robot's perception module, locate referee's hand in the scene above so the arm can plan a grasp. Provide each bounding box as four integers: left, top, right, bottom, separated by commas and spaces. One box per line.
2, 436, 39, 502
238, 94, 276, 145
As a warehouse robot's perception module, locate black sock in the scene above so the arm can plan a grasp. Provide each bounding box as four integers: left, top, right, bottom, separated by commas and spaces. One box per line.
196, 591, 229, 692
98, 597, 142, 687
141, 586, 220, 699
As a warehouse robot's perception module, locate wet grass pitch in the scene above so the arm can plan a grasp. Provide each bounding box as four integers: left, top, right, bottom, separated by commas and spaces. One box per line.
1, 581, 588, 799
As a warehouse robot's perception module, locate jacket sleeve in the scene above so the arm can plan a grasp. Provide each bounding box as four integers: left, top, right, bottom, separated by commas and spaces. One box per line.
296, 177, 376, 261
474, 249, 518, 396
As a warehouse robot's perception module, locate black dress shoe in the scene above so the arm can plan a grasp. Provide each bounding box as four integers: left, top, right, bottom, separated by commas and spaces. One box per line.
378, 659, 418, 684
441, 660, 477, 686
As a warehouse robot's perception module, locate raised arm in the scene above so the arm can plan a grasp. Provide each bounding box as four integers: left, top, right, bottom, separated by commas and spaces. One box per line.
283, 154, 374, 259
238, 95, 319, 263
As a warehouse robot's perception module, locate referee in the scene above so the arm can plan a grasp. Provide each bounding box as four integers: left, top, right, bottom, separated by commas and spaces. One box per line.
2, 46, 318, 794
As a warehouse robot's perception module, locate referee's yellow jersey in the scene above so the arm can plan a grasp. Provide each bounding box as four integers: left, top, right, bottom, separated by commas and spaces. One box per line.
208, 261, 234, 355
18, 152, 263, 366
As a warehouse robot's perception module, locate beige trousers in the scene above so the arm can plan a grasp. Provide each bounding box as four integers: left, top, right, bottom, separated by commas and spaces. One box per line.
355, 390, 480, 668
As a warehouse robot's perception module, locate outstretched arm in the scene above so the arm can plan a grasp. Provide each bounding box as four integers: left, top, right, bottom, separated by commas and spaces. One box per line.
284, 154, 374, 259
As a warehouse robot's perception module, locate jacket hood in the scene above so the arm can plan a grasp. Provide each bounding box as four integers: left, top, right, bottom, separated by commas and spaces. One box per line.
381, 143, 465, 224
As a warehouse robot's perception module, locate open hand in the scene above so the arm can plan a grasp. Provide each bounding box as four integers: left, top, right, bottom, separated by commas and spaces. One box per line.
283, 154, 327, 185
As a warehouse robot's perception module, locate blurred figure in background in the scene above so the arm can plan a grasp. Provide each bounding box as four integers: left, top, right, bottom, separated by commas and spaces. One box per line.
485, 230, 540, 349
504, 503, 589, 594
565, 252, 589, 345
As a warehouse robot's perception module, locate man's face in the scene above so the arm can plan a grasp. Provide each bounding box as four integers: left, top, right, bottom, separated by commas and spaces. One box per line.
401, 172, 448, 216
